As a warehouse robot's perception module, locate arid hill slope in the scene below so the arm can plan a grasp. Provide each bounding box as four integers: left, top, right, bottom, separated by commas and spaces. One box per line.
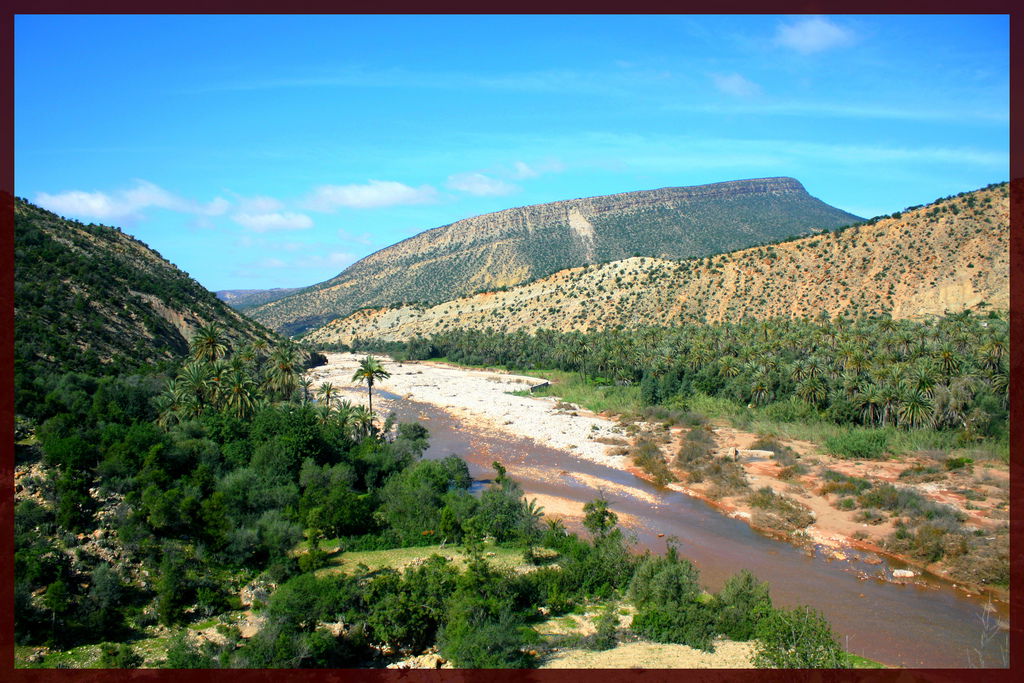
250, 177, 861, 335
305, 183, 1008, 345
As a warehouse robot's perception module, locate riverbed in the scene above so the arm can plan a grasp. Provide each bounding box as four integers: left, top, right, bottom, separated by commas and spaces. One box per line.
311, 353, 1009, 668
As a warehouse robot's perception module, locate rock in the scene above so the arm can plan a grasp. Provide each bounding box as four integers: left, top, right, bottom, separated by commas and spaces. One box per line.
893, 569, 916, 578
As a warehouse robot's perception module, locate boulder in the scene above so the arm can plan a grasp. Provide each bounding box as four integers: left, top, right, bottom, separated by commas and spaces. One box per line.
893, 569, 916, 578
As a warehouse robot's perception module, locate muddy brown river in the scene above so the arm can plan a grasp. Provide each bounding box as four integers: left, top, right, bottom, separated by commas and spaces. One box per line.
381, 391, 1010, 668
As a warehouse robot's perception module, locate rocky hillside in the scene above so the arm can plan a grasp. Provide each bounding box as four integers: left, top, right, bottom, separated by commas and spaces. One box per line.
249, 177, 861, 335
216, 287, 303, 311
306, 183, 1008, 345
14, 198, 280, 383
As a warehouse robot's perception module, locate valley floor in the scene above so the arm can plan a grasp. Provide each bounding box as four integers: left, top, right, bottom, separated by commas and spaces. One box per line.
310, 353, 1010, 605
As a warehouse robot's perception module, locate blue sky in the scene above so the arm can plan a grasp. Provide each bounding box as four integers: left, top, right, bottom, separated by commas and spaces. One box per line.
15, 14, 1009, 291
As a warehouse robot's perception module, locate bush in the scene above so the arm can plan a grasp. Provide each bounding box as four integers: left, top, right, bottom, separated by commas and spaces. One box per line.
437, 590, 536, 668
753, 606, 847, 668
98, 643, 144, 669
631, 599, 718, 652
628, 547, 701, 609
748, 487, 814, 531
631, 438, 675, 486
587, 602, 620, 651
825, 430, 889, 460
713, 570, 772, 641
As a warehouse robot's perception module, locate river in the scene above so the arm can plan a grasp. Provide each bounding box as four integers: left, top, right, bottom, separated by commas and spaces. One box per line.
379, 390, 1009, 669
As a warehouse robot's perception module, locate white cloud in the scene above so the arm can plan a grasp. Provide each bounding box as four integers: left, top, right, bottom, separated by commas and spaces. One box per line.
36, 180, 230, 221
512, 161, 540, 179
231, 212, 313, 232
446, 172, 518, 196
234, 195, 284, 213
510, 159, 566, 180
304, 180, 438, 211
774, 16, 854, 54
710, 73, 762, 97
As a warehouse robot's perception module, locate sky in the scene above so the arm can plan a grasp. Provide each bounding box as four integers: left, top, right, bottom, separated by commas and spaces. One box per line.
15, 14, 1009, 291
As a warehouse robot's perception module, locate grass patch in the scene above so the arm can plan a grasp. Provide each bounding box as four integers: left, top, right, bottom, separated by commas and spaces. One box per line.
321, 540, 539, 575
631, 438, 675, 486
748, 487, 815, 531
843, 652, 886, 668
16, 635, 174, 669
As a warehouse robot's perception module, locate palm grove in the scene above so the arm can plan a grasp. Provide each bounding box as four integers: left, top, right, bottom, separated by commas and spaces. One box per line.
15, 323, 857, 668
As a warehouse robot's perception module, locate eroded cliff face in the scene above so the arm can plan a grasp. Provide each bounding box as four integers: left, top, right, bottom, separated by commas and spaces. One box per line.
306, 183, 1009, 345
249, 177, 861, 335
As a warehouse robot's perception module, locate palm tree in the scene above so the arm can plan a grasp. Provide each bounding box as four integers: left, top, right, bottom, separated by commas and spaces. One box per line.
352, 355, 390, 417
317, 382, 337, 407
266, 345, 300, 400
177, 361, 213, 414
299, 377, 314, 404
189, 323, 228, 363
222, 368, 257, 419
897, 387, 933, 429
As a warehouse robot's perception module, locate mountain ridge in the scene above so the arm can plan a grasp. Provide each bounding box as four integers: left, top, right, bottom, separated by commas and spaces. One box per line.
304, 182, 1009, 345
248, 177, 862, 335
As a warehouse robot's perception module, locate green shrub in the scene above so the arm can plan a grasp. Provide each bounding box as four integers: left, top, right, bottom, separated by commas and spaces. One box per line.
713, 570, 773, 641
630, 599, 718, 652
748, 487, 815, 530
437, 592, 536, 668
98, 642, 143, 669
753, 606, 847, 668
825, 430, 889, 460
631, 438, 675, 486
587, 602, 620, 651
944, 457, 973, 471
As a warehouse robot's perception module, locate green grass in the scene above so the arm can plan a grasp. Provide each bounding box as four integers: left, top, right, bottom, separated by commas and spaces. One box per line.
506, 369, 642, 415
843, 652, 887, 668
318, 540, 539, 575
15, 635, 174, 669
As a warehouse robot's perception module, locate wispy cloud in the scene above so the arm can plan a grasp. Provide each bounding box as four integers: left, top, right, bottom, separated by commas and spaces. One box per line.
36, 180, 229, 221
184, 65, 656, 98
304, 180, 438, 211
446, 172, 518, 196
774, 16, 855, 54
510, 159, 566, 180
660, 100, 1007, 124
710, 72, 762, 97
231, 211, 313, 232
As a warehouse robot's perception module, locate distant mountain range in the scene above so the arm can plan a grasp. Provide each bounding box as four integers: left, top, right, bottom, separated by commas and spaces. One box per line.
216, 287, 304, 311
247, 177, 862, 335
304, 182, 1009, 345
14, 199, 281, 387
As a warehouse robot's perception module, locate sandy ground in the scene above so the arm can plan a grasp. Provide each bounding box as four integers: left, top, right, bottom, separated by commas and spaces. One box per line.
540, 640, 755, 668
309, 353, 628, 468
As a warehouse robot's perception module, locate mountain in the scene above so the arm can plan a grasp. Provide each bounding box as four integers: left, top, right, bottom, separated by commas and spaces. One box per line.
14, 198, 281, 388
248, 177, 861, 335
304, 182, 1009, 345
216, 287, 304, 311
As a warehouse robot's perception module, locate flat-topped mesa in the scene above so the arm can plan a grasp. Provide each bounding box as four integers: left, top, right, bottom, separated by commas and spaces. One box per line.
248, 176, 860, 336
358, 177, 812, 260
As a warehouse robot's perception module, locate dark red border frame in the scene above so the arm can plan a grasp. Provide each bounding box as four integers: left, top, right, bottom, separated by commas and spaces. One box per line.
1, 4, 1020, 682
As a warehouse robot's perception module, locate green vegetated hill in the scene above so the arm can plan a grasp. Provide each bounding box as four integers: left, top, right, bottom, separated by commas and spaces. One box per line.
250, 177, 861, 335
306, 182, 1008, 345
216, 287, 304, 311
14, 198, 280, 390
